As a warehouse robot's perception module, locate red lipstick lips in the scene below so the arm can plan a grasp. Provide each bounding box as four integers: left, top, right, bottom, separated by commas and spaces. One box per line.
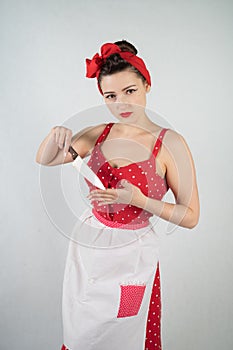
120, 112, 132, 118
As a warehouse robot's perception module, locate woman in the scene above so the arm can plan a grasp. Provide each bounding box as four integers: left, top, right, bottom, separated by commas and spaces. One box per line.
36, 40, 200, 350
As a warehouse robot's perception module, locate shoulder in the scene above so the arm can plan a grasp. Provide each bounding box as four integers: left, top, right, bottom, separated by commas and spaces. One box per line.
70, 123, 109, 157
71, 123, 108, 143
163, 128, 188, 147
162, 128, 195, 163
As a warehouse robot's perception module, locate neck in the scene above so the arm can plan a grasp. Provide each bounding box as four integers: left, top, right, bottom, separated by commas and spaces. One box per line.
118, 113, 156, 134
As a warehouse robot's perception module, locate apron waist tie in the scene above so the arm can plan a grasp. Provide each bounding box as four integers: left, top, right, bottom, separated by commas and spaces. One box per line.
92, 209, 149, 230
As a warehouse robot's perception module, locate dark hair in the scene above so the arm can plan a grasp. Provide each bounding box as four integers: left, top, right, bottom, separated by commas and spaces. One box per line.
98, 40, 147, 86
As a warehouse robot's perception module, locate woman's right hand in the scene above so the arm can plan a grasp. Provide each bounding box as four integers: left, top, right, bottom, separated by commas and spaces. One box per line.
36, 123, 107, 166
36, 125, 74, 165
50, 126, 73, 157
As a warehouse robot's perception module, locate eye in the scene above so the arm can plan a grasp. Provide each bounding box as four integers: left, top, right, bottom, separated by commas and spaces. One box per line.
105, 94, 116, 99
126, 88, 137, 94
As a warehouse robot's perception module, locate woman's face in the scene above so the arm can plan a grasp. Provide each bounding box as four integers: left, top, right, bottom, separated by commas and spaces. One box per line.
100, 70, 150, 123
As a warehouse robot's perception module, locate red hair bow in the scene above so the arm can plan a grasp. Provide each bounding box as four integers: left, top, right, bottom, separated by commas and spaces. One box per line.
86, 43, 122, 78
85, 43, 151, 94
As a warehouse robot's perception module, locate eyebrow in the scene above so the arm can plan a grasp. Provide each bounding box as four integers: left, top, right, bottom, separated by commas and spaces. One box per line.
103, 85, 137, 95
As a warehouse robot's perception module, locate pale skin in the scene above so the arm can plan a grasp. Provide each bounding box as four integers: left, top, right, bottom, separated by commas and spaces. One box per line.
36, 70, 200, 229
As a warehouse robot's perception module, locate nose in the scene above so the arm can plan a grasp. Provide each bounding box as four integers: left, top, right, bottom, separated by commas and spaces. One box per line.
115, 94, 130, 110
116, 93, 128, 104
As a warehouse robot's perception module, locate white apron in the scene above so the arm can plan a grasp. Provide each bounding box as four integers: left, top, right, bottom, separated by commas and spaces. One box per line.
62, 208, 160, 350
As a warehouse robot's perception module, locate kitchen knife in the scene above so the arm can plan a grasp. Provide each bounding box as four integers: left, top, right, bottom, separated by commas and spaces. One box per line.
69, 146, 106, 190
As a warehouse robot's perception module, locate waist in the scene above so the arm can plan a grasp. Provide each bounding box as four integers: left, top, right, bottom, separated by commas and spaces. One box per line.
92, 209, 150, 230
92, 208, 150, 230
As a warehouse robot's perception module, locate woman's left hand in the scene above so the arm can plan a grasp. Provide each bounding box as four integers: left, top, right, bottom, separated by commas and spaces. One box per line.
87, 180, 145, 207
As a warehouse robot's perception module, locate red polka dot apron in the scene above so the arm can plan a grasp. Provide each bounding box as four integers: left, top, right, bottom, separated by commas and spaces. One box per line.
61, 123, 169, 350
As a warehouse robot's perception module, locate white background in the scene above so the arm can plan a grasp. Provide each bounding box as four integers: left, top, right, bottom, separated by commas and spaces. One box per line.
1, 0, 233, 349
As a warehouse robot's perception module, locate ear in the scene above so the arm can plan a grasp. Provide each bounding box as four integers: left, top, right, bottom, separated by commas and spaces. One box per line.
144, 82, 151, 93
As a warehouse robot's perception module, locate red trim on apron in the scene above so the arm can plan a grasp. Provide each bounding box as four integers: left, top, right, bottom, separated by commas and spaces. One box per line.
92, 208, 149, 229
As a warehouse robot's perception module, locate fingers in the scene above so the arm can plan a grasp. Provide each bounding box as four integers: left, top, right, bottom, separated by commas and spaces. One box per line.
87, 192, 118, 200
57, 129, 71, 150
51, 126, 73, 155
87, 189, 117, 197
97, 201, 115, 206
64, 131, 72, 156
90, 197, 116, 206
88, 189, 118, 206
52, 127, 60, 144
58, 129, 66, 149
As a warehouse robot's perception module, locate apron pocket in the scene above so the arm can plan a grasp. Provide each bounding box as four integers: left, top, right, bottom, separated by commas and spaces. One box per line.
117, 283, 146, 318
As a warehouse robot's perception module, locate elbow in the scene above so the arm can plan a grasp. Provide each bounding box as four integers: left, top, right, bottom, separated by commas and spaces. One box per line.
188, 221, 198, 229
179, 207, 199, 229
35, 157, 50, 166
187, 211, 200, 229
35, 153, 43, 165
35, 156, 41, 164
35, 156, 44, 165
35, 157, 41, 164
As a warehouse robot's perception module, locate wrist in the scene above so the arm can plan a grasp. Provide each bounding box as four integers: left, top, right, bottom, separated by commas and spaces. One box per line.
131, 190, 147, 209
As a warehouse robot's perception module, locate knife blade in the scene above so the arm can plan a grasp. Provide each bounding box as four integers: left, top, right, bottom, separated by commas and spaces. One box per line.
69, 146, 105, 190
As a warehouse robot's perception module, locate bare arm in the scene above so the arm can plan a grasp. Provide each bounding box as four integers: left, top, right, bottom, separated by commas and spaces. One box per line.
133, 130, 200, 228
35, 124, 107, 166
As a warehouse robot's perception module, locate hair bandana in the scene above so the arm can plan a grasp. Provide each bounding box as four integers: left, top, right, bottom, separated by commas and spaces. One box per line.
85, 43, 151, 94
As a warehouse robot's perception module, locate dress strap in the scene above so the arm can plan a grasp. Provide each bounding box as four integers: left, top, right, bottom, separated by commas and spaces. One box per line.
152, 128, 169, 158
95, 122, 114, 146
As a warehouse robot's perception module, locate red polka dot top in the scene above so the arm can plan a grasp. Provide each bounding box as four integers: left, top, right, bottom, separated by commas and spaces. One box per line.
86, 123, 169, 226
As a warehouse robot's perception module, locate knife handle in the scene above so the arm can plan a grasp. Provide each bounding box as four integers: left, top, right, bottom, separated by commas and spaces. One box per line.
68, 145, 79, 160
